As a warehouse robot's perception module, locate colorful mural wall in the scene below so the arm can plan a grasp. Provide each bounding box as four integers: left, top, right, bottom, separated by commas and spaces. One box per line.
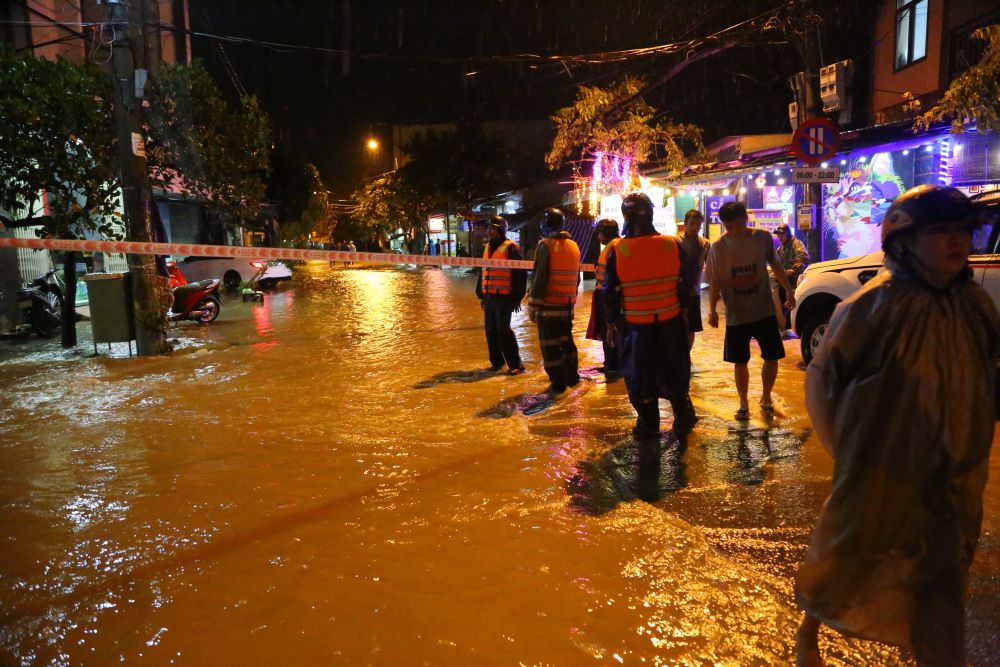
822, 152, 911, 258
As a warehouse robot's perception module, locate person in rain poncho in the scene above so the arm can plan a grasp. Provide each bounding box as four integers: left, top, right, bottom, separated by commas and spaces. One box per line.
603, 193, 698, 437
794, 185, 1000, 667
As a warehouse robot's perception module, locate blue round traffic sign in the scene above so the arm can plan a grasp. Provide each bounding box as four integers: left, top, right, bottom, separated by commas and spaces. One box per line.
792, 117, 841, 165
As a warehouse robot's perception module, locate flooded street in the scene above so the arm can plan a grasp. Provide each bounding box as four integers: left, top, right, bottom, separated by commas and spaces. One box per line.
1, 261, 998, 666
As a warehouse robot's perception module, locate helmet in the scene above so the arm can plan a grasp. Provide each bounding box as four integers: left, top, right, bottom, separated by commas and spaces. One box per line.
487, 215, 508, 234
774, 224, 791, 236
621, 193, 654, 237
540, 207, 566, 236
882, 185, 980, 253
596, 218, 620, 239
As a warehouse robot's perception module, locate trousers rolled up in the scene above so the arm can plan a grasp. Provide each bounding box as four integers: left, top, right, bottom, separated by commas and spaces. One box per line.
483, 298, 522, 370
536, 316, 579, 392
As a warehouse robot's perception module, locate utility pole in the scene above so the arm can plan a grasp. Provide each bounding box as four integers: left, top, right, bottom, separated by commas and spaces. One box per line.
798, 5, 825, 264
106, 0, 167, 355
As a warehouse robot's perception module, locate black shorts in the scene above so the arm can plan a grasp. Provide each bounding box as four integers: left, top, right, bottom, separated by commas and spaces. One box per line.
682, 293, 702, 333
723, 315, 785, 364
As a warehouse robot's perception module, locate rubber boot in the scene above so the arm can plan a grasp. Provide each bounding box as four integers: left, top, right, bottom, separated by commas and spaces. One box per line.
632, 401, 660, 440
670, 395, 698, 434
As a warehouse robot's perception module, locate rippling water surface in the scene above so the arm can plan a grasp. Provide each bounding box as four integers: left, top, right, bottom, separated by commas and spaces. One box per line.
1, 261, 996, 665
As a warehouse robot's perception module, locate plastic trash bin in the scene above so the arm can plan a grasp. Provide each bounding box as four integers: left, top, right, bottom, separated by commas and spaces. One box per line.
82, 272, 134, 343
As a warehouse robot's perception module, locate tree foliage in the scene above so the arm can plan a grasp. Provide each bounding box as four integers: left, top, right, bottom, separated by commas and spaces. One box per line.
915, 25, 1000, 134
276, 164, 336, 246
546, 76, 705, 176
0, 45, 120, 237
351, 173, 430, 239
398, 126, 509, 210
145, 60, 272, 221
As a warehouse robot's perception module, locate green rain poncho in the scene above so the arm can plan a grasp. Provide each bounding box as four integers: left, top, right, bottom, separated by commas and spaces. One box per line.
795, 264, 999, 651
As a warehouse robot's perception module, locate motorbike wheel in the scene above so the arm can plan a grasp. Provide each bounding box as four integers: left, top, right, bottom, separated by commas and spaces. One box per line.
195, 295, 221, 323
29, 294, 63, 338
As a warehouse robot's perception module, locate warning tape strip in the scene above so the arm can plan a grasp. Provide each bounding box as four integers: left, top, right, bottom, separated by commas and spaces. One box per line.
0, 237, 597, 273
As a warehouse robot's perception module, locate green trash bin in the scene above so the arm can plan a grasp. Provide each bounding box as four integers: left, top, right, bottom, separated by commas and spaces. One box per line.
82, 272, 135, 345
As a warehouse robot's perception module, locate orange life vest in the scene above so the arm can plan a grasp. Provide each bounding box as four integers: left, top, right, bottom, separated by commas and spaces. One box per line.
539, 237, 580, 305
482, 240, 517, 295
614, 234, 681, 324
595, 237, 621, 289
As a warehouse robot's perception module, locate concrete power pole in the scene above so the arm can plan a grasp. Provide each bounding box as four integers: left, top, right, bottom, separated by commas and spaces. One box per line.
106, 0, 167, 355
800, 10, 825, 264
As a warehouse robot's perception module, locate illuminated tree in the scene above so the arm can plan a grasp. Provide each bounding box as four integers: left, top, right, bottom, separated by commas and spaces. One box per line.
546, 76, 705, 177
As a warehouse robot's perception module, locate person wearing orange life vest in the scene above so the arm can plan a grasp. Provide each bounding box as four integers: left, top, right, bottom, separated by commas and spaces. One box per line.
527, 208, 581, 395
604, 193, 698, 438
585, 219, 623, 375
476, 215, 527, 374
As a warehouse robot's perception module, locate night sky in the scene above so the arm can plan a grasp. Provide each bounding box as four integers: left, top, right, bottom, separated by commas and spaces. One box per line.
187, 1, 877, 194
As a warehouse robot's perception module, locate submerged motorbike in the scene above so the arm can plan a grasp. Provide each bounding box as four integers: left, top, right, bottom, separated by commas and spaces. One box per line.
17, 270, 63, 337
166, 262, 222, 323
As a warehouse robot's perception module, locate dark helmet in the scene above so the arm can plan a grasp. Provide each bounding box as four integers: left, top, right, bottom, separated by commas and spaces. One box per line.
882, 185, 981, 254
540, 207, 566, 236
621, 193, 654, 237
487, 215, 508, 234
596, 218, 620, 239
774, 224, 791, 236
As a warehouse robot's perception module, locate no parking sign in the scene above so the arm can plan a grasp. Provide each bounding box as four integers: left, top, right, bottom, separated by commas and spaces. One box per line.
792, 117, 841, 166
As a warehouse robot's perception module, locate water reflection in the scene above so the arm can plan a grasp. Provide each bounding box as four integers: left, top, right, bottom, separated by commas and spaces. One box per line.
0, 263, 989, 666
566, 434, 688, 515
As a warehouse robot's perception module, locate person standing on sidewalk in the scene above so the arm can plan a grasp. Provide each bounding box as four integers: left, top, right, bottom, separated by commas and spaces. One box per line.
705, 201, 795, 421
677, 209, 711, 350
476, 215, 527, 375
527, 208, 580, 395
603, 193, 697, 438
774, 224, 809, 337
793, 185, 999, 667
585, 219, 622, 376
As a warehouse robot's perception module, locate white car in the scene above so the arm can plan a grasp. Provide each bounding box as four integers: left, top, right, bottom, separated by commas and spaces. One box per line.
174, 256, 293, 290
792, 192, 1000, 364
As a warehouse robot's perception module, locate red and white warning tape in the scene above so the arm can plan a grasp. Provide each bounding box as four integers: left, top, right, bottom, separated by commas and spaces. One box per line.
0, 237, 597, 273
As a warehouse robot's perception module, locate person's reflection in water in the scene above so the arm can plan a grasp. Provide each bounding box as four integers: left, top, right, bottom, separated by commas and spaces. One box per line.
567, 432, 688, 515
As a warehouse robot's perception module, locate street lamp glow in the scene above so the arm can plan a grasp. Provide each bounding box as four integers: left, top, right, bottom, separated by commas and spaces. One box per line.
366, 138, 379, 151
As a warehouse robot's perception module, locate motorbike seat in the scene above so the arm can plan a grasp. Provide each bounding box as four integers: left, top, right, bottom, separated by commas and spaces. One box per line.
173, 280, 218, 301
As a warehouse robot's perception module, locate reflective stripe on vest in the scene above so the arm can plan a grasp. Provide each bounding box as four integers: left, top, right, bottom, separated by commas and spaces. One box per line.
595, 237, 620, 289
540, 237, 580, 305
615, 234, 681, 324
482, 240, 516, 295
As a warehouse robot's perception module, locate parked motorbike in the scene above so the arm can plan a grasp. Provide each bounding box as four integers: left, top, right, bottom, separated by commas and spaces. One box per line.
17, 270, 64, 337
166, 262, 222, 323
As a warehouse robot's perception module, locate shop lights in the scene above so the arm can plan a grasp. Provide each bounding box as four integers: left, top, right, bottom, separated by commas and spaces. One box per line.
722, 189, 730, 196
924, 144, 933, 152
840, 159, 847, 165
773, 169, 781, 176
858, 156, 867, 162
739, 186, 747, 195
705, 189, 713, 196
902, 149, 909, 155
820, 162, 828, 168
939, 136, 952, 185
777, 178, 786, 185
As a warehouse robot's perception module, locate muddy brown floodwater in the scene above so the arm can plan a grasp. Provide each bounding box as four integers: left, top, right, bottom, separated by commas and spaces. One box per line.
1, 261, 998, 666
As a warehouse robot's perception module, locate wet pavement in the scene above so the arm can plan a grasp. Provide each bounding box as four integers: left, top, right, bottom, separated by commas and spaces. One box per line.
1, 260, 997, 666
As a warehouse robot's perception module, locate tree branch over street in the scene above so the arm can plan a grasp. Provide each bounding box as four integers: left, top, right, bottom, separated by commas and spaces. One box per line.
914, 25, 1000, 134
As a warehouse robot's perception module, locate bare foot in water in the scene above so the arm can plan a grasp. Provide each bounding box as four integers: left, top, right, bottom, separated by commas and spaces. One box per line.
795, 614, 823, 667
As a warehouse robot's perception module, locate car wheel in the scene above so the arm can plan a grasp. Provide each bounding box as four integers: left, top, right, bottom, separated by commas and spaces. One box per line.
223, 270, 242, 291
799, 309, 832, 365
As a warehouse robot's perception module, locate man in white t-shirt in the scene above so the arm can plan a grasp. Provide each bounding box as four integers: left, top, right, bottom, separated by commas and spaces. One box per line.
706, 201, 795, 420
